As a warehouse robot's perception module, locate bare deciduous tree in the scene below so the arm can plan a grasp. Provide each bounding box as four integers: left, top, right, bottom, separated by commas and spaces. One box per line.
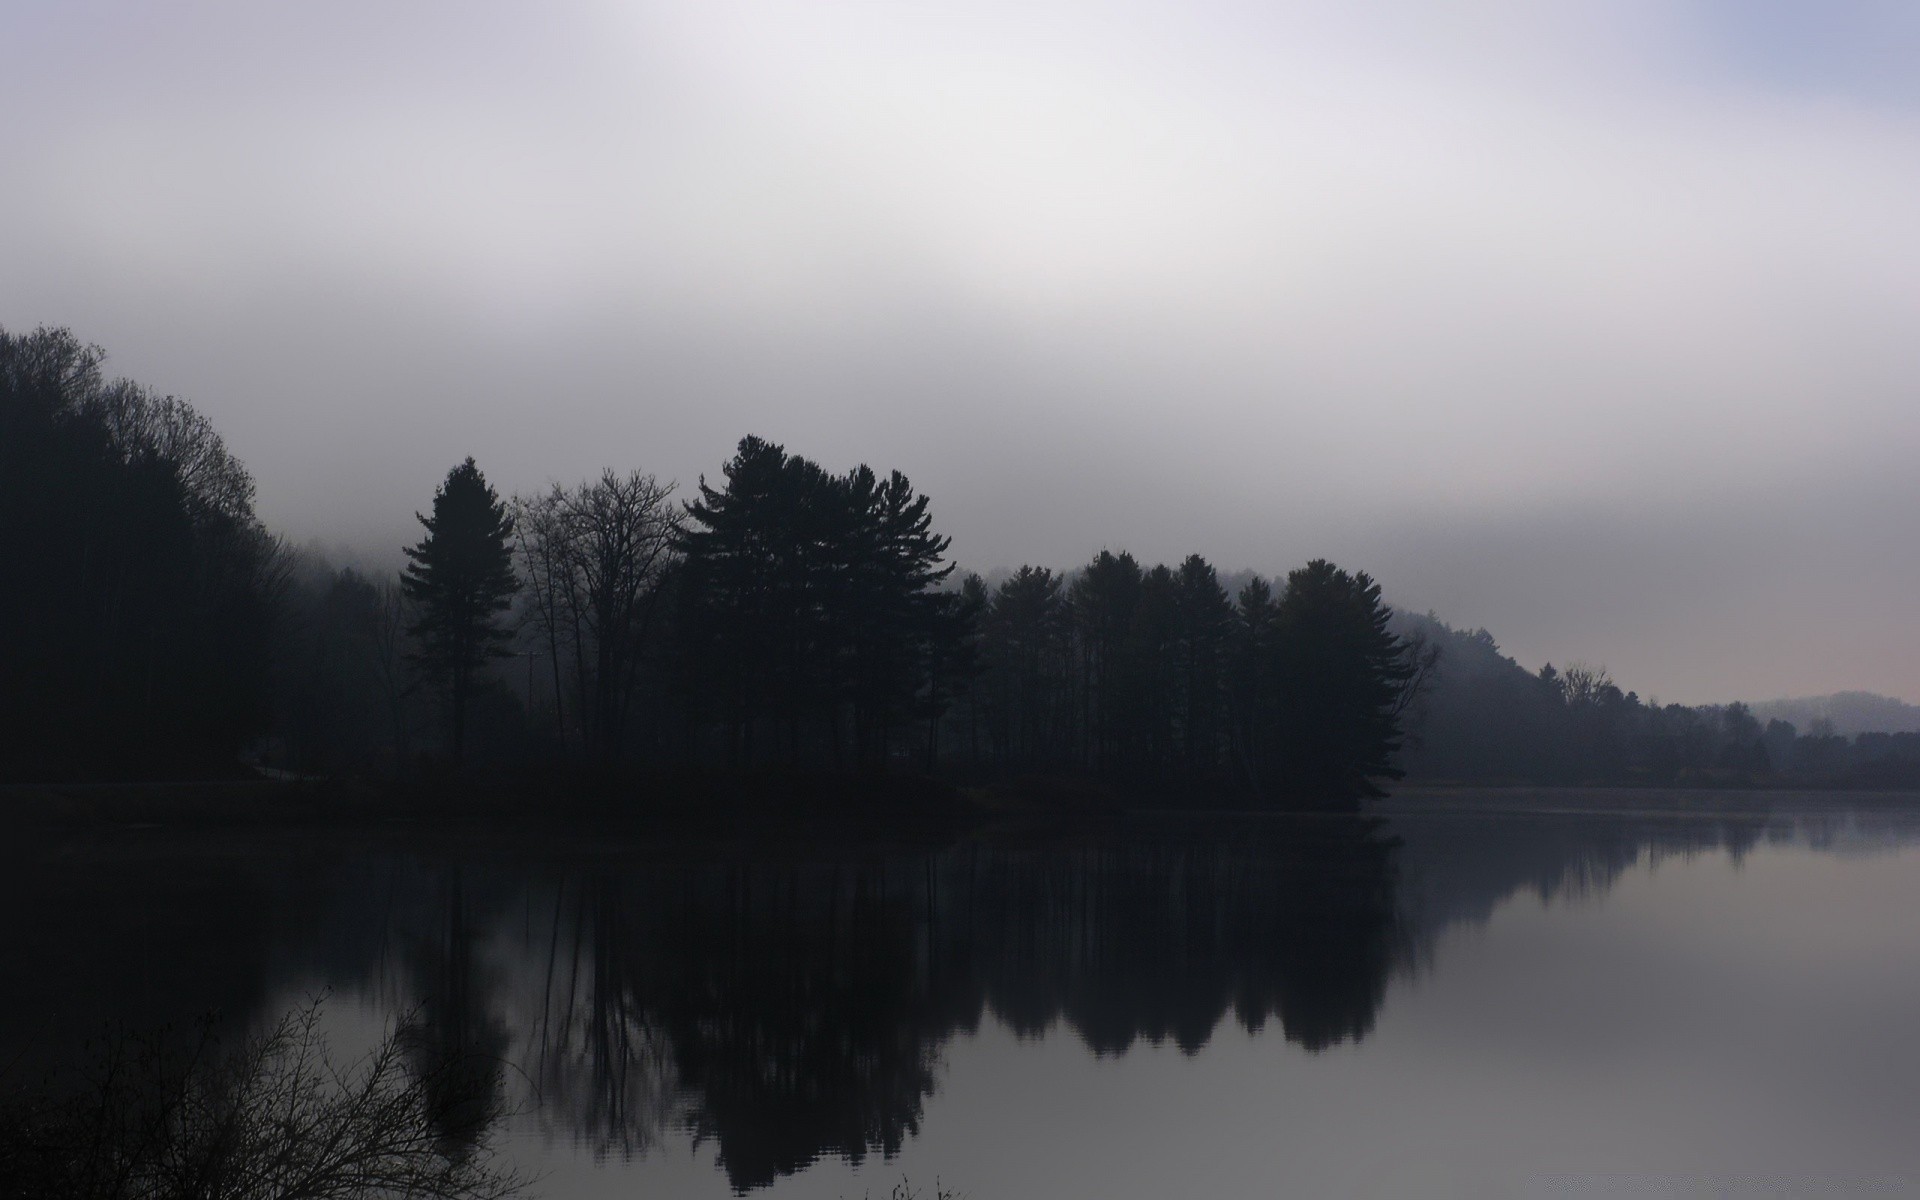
0, 999, 531, 1199
85, 379, 258, 527
514, 470, 679, 765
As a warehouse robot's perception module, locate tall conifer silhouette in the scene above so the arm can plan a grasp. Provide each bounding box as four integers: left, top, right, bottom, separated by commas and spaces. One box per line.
403, 458, 517, 765
1268, 559, 1413, 804
679, 436, 964, 766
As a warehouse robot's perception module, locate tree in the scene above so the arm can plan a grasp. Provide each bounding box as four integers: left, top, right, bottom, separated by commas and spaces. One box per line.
1069, 550, 1144, 772
1127, 564, 1181, 775
403, 458, 518, 766
677, 437, 833, 762
1172, 554, 1235, 780
514, 470, 678, 766
980, 567, 1070, 765
677, 436, 964, 767
0, 325, 282, 779
919, 584, 981, 770
0, 999, 528, 1199
952, 573, 993, 767
839, 464, 956, 763
1267, 559, 1416, 807
1228, 576, 1281, 798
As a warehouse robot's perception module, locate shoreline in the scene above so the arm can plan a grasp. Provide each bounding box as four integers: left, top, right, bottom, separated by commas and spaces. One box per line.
4, 773, 1917, 852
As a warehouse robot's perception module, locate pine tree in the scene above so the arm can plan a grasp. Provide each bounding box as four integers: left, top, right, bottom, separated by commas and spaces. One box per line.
982, 567, 1069, 764
1173, 554, 1234, 780
1269, 559, 1413, 806
1069, 550, 1144, 772
678, 437, 829, 761
1229, 576, 1281, 798
403, 458, 517, 766
680, 436, 963, 768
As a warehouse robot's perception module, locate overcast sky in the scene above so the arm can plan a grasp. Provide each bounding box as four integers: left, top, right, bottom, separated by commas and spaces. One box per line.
4, 0, 1917, 704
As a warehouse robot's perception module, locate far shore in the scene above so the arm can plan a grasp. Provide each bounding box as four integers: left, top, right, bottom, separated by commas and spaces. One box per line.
5, 772, 1918, 849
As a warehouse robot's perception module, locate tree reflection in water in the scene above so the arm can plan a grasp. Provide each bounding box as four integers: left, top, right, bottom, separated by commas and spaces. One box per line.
398, 868, 514, 1162
4, 798, 1873, 1193
476, 817, 1402, 1189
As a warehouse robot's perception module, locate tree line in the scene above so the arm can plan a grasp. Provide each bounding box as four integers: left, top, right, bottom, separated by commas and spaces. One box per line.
1397, 615, 1920, 788
19, 324, 1904, 801
2, 327, 1425, 807
0, 328, 282, 779
389, 434, 1425, 807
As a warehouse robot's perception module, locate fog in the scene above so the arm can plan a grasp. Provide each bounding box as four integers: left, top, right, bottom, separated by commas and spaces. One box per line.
3, 0, 1917, 704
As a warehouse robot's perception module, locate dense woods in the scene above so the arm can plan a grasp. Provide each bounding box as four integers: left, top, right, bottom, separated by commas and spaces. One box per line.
0, 328, 283, 779
7, 325, 1917, 800
1397, 615, 1920, 788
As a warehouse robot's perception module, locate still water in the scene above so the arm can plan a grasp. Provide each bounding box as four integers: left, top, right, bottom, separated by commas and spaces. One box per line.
8, 790, 1920, 1197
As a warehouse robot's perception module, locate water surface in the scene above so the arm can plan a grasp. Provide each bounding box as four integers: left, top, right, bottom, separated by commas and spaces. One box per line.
7, 789, 1920, 1197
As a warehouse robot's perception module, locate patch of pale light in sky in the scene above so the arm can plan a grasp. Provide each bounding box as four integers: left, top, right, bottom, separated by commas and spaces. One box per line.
1, 0, 1917, 701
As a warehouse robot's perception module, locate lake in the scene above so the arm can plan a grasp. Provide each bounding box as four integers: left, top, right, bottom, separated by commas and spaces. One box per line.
7, 789, 1920, 1197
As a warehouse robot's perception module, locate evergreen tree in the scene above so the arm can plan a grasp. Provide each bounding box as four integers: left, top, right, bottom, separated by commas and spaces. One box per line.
678, 436, 964, 767
1229, 576, 1281, 798
918, 585, 981, 770
1269, 559, 1413, 806
952, 573, 993, 767
1128, 565, 1180, 775
842, 466, 955, 762
1069, 550, 1144, 772
982, 567, 1069, 764
677, 436, 789, 759
1172, 554, 1234, 779
680, 437, 840, 761
403, 458, 517, 766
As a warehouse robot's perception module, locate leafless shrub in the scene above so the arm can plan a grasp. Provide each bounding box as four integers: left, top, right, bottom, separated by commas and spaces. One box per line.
0, 999, 533, 1200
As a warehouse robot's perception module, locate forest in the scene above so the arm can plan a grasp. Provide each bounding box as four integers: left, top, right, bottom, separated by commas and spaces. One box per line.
6, 324, 1917, 803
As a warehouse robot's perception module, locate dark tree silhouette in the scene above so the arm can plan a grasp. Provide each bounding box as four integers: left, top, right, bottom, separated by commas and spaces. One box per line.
676, 436, 823, 761
948, 551, 1428, 804
677, 436, 965, 767
1265, 560, 1416, 805
403, 458, 518, 766
513, 470, 678, 765
1228, 575, 1281, 797
918, 585, 981, 770
950, 573, 994, 767
839, 464, 957, 762
979, 566, 1071, 765
0, 325, 282, 780
1129, 564, 1181, 773
1173, 554, 1235, 781
1069, 550, 1144, 771
1381, 611, 1911, 787
14, 324, 1889, 799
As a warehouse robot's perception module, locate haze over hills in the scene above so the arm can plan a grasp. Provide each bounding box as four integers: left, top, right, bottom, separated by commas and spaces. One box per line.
7, 1, 1920, 706
1746, 693, 1920, 737
971, 563, 1920, 729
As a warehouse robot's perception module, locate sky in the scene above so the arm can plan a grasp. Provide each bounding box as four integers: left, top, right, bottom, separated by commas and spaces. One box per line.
3, 0, 1917, 705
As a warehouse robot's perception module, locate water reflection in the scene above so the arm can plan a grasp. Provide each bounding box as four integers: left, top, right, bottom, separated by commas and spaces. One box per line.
383, 818, 1399, 1189
398, 868, 514, 1159
5, 794, 1919, 1193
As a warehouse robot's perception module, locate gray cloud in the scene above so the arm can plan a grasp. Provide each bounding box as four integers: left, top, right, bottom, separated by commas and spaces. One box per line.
3, 0, 1916, 703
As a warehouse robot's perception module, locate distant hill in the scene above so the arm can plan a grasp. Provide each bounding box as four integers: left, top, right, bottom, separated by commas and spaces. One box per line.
1745, 692, 1920, 737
